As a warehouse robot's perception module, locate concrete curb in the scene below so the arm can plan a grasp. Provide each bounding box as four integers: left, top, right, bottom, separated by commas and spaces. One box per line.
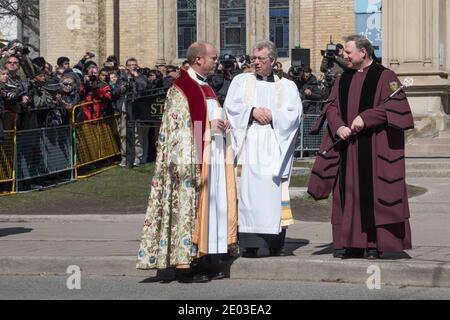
1, 255, 449, 288
230, 256, 450, 288
0, 215, 144, 223
0, 256, 148, 277
290, 188, 309, 199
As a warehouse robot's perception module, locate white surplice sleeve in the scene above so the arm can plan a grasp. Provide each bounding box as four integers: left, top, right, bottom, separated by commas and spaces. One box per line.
271, 79, 302, 179
223, 74, 253, 156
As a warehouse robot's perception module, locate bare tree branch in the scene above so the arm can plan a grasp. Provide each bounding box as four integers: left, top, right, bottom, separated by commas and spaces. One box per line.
0, 0, 40, 50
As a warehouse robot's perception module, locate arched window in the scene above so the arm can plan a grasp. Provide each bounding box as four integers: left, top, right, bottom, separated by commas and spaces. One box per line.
269, 0, 289, 58
177, 0, 197, 58
220, 0, 246, 56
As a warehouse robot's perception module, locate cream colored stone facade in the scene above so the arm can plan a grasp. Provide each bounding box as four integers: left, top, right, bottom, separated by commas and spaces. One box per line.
40, 0, 450, 127
40, 0, 354, 72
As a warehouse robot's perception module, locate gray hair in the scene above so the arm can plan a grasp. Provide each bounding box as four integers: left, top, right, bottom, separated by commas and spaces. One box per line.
253, 40, 278, 61
343, 34, 374, 58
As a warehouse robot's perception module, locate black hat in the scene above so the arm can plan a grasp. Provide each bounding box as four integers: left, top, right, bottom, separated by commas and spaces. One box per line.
32, 57, 46, 69
83, 60, 98, 73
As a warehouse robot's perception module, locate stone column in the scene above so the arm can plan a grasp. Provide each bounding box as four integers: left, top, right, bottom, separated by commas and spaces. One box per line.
163, 0, 177, 64
197, 0, 220, 50
247, 0, 270, 54
290, 0, 301, 49
383, 0, 450, 129
156, 0, 166, 64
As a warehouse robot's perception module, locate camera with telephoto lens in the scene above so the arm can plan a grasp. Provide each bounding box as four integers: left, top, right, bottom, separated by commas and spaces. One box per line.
15, 46, 30, 55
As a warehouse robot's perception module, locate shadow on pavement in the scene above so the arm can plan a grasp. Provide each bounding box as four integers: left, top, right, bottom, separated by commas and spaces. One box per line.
312, 243, 412, 260
313, 243, 335, 255
0, 227, 33, 238
140, 269, 176, 284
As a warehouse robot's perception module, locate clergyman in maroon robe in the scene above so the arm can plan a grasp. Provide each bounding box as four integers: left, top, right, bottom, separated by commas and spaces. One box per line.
308, 35, 414, 259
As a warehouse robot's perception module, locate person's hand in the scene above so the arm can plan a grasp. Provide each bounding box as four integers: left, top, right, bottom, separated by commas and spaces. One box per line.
129, 70, 139, 78
211, 119, 226, 133
223, 119, 232, 131
253, 108, 272, 125
21, 96, 30, 104
304, 88, 312, 96
336, 126, 352, 141
351, 115, 365, 133
6, 43, 19, 56
119, 85, 128, 93
84, 51, 95, 60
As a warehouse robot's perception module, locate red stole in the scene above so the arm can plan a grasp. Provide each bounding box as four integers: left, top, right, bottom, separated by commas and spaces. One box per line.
173, 69, 218, 163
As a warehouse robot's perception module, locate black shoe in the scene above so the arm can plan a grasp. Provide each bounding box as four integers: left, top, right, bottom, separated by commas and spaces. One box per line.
341, 248, 365, 259
242, 248, 258, 258
208, 271, 226, 281
366, 249, 380, 260
269, 248, 281, 257
333, 249, 345, 258
176, 271, 210, 283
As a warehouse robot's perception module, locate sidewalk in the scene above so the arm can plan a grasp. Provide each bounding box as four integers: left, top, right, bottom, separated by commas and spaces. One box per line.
1, 177, 449, 288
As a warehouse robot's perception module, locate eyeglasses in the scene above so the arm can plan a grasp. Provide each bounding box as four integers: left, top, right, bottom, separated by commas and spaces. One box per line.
250, 56, 271, 63
62, 81, 73, 86
6, 61, 19, 65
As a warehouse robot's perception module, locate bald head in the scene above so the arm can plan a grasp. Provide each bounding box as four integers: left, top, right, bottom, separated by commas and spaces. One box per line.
186, 41, 218, 77
186, 42, 214, 65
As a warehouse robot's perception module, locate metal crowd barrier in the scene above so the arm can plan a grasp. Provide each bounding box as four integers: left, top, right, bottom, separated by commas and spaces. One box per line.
0, 101, 121, 195
0, 112, 16, 195
16, 124, 73, 183
72, 102, 121, 179
295, 100, 327, 159
125, 87, 168, 168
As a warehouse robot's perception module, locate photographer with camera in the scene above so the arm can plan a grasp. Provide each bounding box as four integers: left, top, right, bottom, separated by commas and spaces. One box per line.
0, 41, 38, 81
208, 54, 241, 106
81, 64, 112, 120
30, 69, 64, 128
320, 43, 350, 99
288, 65, 324, 114
115, 57, 148, 167
0, 56, 31, 116
320, 43, 349, 77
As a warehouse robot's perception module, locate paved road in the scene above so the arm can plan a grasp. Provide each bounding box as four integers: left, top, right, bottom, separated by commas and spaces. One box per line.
1, 276, 450, 300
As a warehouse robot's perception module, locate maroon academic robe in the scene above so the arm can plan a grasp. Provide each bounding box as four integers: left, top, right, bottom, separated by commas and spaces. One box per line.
308, 62, 414, 252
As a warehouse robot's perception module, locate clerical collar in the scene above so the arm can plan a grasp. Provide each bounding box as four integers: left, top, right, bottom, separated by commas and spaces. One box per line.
195, 72, 208, 83
357, 60, 374, 73
256, 72, 275, 82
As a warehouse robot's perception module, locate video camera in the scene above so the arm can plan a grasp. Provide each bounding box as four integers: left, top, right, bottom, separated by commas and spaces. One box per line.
219, 54, 236, 70
322, 43, 337, 58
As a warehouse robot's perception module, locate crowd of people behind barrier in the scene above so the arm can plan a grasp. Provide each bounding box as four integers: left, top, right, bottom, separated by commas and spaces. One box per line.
0, 39, 341, 164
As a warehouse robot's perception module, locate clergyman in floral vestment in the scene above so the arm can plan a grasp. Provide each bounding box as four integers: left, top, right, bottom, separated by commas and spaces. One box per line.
136, 42, 238, 279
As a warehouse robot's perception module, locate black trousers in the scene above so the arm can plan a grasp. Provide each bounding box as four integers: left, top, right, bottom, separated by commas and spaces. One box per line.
239, 228, 286, 250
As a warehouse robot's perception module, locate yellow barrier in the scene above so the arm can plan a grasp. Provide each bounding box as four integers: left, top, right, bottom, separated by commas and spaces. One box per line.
0, 112, 16, 195
72, 102, 121, 179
